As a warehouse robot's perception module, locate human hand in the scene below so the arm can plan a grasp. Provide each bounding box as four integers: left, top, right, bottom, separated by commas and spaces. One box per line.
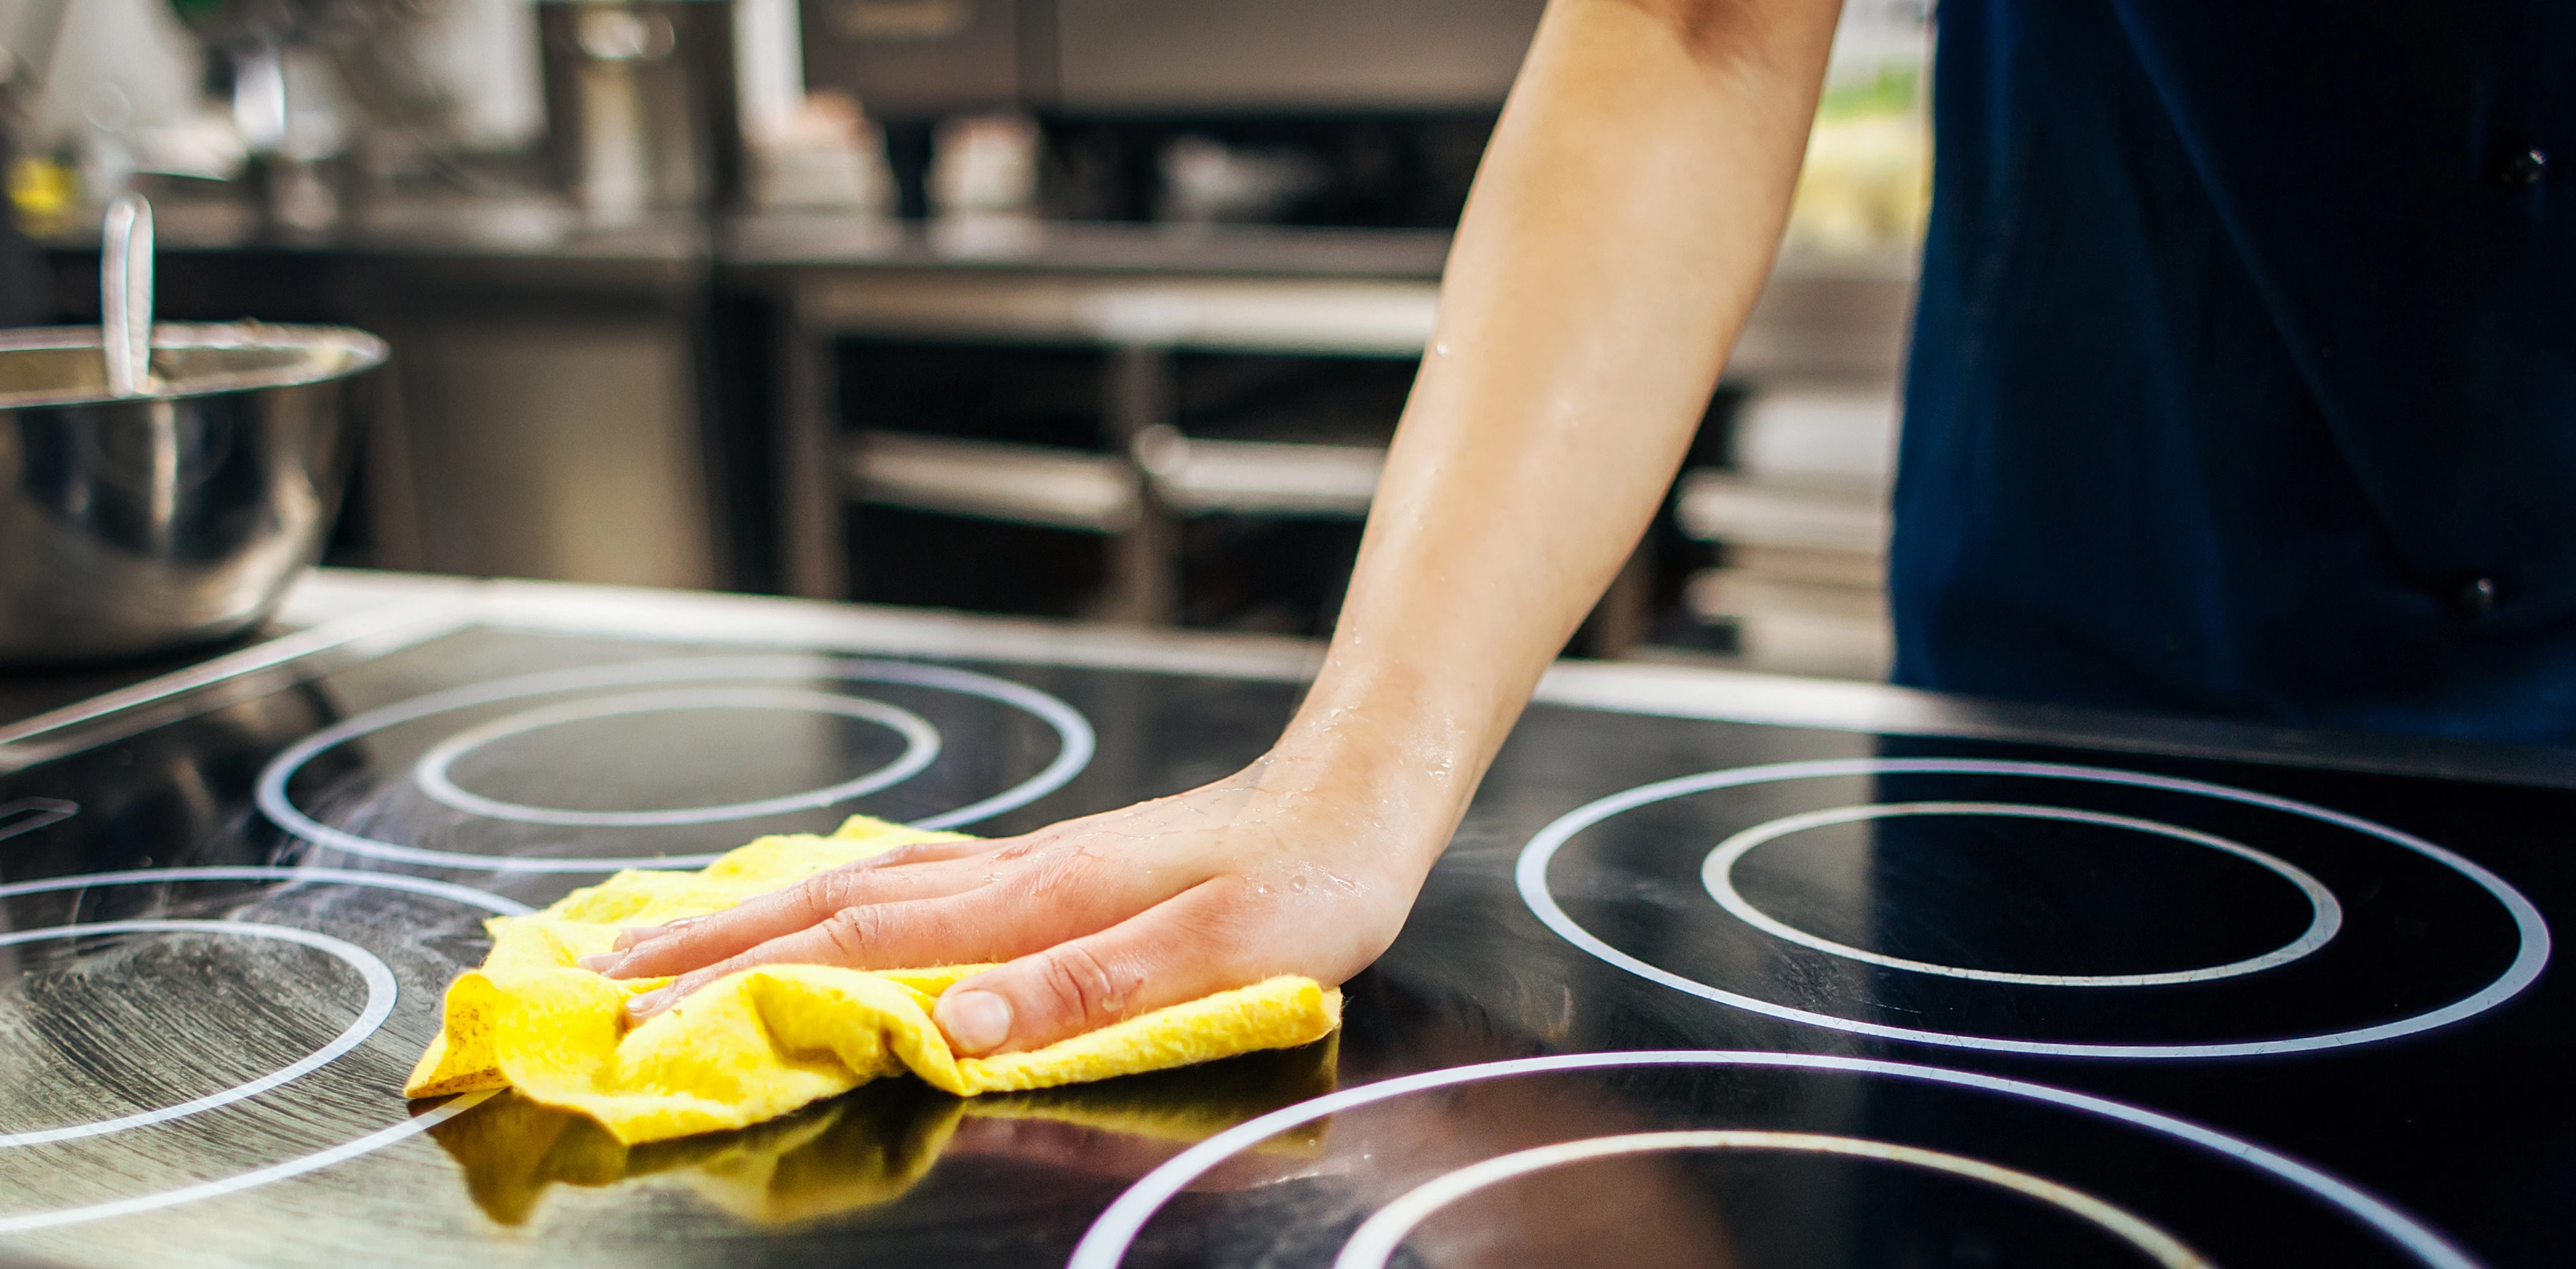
583, 752, 1448, 1058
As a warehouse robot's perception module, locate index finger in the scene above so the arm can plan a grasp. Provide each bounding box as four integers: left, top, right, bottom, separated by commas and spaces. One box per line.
598, 847, 985, 979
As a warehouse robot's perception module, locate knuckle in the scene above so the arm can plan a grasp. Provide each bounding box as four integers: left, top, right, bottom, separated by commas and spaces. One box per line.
816, 905, 876, 964
796, 870, 859, 925
1033, 942, 1132, 1026
1028, 846, 1104, 895
863, 840, 945, 869
990, 823, 1071, 863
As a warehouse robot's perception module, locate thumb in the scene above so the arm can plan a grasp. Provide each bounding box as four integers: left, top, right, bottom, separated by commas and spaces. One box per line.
932, 881, 1249, 1056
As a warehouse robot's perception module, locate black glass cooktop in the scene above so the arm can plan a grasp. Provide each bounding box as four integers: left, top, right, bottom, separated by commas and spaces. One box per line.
0, 593, 2566, 1269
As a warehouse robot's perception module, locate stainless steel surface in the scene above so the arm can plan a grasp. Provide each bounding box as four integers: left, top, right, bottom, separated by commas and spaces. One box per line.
851, 429, 1140, 532
748, 233, 1916, 614
765, 268, 1435, 609
0, 321, 384, 665
1676, 472, 1891, 554
37, 194, 711, 262
536, 1, 739, 223
42, 196, 1902, 612
1053, 0, 1544, 109
782, 271, 1440, 355
365, 312, 718, 588
722, 215, 1456, 278
798, 0, 1030, 115
798, 0, 1545, 114
1132, 425, 1381, 517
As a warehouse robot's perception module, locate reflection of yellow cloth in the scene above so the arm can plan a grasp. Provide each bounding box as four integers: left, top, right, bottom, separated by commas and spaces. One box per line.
429, 1035, 1338, 1226
405, 816, 1342, 1146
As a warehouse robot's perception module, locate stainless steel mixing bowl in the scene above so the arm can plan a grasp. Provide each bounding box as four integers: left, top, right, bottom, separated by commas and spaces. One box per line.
0, 320, 388, 664
1, 192, 388, 665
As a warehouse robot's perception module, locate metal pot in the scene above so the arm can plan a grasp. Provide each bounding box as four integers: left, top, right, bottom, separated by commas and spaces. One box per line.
0, 195, 386, 665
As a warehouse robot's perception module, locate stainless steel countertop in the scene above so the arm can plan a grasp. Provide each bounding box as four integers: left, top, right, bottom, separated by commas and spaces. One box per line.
33, 195, 711, 264
3, 568, 2566, 791
722, 214, 1458, 278
40, 196, 1456, 276
36, 197, 1918, 286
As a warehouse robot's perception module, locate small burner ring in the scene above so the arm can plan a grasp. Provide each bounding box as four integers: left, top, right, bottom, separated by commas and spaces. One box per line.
0, 920, 394, 1150
1069, 1050, 2480, 1269
1703, 801, 2341, 987
411, 686, 941, 828
256, 657, 1097, 873
1517, 758, 2553, 1060
1334, 1129, 2209, 1269
0, 867, 518, 1233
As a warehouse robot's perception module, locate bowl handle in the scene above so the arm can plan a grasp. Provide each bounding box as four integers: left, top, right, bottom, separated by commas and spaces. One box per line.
101, 191, 155, 398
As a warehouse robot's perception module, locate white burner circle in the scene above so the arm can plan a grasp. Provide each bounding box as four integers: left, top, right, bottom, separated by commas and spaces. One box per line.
1702, 801, 2342, 987
0, 920, 394, 1149
411, 686, 941, 828
0, 867, 518, 1233
1516, 758, 2552, 1059
1069, 1050, 2480, 1269
1333, 1129, 2210, 1269
256, 656, 1097, 873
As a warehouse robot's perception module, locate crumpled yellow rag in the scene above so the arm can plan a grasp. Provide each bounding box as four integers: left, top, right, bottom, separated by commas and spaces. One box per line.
405, 815, 1342, 1146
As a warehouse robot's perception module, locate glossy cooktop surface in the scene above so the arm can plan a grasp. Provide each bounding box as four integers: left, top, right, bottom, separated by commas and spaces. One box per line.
0, 596, 2565, 1268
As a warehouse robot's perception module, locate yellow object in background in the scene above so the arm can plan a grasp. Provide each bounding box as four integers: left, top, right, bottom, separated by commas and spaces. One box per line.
1786, 63, 1932, 255
6, 156, 76, 235
406, 815, 1343, 1146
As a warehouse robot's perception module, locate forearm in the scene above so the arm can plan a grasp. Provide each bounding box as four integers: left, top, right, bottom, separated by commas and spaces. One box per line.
1271, 0, 1841, 852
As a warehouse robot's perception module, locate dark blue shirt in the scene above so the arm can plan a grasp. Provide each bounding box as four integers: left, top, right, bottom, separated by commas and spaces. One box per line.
1892, 0, 2576, 743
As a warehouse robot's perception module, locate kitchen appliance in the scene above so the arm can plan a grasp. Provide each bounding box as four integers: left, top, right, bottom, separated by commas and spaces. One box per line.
800, 0, 1550, 116
0, 571, 2564, 1267
0, 195, 384, 664
535, 0, 741, 221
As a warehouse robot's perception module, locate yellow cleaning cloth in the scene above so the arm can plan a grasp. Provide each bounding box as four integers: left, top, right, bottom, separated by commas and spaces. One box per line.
405, 815, 1342, 1146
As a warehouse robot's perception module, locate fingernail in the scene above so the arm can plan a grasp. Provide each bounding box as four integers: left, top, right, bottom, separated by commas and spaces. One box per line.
625, 987, 670, 1018
614, 924, 678, 952
938, 990, 1013, 1055
578, 953, 623, 974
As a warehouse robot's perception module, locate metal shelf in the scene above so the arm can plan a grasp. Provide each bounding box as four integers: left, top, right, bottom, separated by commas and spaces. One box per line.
1133, 426, 1383, 517
789, 274, 1440, 357
848, 431, 1141, 533
1674, 470, 1890, 555
1672, 469, 1893, 681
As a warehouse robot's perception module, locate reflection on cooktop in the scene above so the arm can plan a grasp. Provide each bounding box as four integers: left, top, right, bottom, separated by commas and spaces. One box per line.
429, 1039, 1339, 1228
0, 615, 2565, 1268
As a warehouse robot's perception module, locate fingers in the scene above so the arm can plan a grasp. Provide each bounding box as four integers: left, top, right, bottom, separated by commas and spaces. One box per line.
932, 879, 1261, 1058
619, 832, 1215, 1019
625, 885, 1060, 1020
595, 854, 987, 979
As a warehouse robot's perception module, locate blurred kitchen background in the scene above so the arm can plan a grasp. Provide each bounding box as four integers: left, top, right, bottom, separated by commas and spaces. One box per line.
0, 0, 1927, 680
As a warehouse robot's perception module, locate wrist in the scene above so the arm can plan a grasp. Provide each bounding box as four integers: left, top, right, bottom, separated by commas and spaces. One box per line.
1260, 679, 1487, 874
